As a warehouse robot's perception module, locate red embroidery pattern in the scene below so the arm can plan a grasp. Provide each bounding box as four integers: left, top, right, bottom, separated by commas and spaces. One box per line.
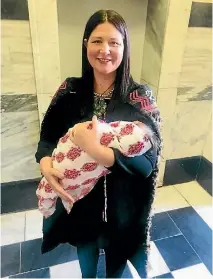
81, 162, 98, 172
64, 169, 81, 179
82, 178, 97, 185
130, 90, 154, 111
44, 183, 53, 193
58, 80, 67, 90
120, 123, 134, 136
56, 152, 65, 163
128, 141, 145, 155
60, 133, 69, 143
110, 121, 120, 128
52, 80, 67, 99
66, 184, 80, 190
67, 147, 82, 161
37, 119, 154, 218
98, 169, 110, 178
100, 132, 114, 146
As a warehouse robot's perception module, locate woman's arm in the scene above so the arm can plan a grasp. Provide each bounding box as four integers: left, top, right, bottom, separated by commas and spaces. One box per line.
83, 143, 115, 168
107, 84, 161, 177
107, 147, 157, 177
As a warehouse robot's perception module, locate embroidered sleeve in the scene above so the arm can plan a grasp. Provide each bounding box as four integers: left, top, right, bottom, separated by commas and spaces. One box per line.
129, 85, 162, 128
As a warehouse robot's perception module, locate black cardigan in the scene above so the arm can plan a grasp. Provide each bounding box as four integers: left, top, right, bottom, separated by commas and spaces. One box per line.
35, 77, 162, 257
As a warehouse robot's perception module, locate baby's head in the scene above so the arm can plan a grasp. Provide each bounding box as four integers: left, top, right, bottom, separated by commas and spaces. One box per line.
130, 111, 159, 149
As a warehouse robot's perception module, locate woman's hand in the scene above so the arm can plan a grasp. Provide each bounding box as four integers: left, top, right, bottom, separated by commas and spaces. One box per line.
69, 116, 115, 167
69, 116, 99, 151
40, 156, 74, 204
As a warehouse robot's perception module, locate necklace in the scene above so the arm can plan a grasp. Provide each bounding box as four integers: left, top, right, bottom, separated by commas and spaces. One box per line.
93, 83, 114, 119
94, 82, 114, 98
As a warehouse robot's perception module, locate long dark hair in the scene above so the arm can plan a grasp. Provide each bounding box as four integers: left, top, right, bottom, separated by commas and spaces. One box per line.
79, 10, 134, 117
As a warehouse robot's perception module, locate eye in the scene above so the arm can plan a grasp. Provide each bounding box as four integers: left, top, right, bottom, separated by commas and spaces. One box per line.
92, 40, 102, 44
110, 41, 121, 46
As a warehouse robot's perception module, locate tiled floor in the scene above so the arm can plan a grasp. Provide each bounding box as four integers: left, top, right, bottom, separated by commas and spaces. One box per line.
1, 181, 213, 278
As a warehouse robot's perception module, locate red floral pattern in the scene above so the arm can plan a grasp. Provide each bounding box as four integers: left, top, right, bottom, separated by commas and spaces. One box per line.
66, 184, 80, 190
56, 152, 65, 163
81, 162, 98, 172
100, 132, 114, 146
60, 133, 69, 143
98, 169, 110, 178
110, 121, 120, 128
64, 169, 81, 179
44, 183, 53, 193
120, 123, 134, 136
37, 120, 153, 218
67, 147, 82, 161
128, 141, 145, 155
82, 178, 97, 186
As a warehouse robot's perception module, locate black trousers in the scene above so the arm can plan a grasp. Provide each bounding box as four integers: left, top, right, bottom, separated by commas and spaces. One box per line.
77, 241, 148, 278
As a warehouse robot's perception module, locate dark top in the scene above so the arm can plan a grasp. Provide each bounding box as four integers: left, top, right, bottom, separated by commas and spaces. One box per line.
35, 77, 162, 257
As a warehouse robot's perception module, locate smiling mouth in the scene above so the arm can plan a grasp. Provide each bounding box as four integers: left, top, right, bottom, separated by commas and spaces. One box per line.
97, 58, 111, 62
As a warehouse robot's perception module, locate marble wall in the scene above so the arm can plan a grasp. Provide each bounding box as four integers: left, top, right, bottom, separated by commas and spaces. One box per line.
170, 1, 212, 161
141, 0, 193, 185
140, 0, 170, 95
1, 20, 36, 95
1, 0, 41, 183
141, 0, 212, 184
27, 0, 62, 124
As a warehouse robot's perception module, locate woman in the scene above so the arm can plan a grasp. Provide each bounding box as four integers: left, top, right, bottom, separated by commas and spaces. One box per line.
35, 9, 162, 278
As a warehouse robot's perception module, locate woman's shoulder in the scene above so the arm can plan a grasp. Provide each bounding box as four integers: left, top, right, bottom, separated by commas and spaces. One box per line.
58, 77, 81, 94
50, 77, 82, 104
127, 81, 159, 115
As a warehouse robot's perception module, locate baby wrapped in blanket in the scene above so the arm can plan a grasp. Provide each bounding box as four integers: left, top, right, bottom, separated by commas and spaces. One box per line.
36, 120, 153, 218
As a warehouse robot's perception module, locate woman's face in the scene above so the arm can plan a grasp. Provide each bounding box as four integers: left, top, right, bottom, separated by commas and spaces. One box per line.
86, 22, 124, 75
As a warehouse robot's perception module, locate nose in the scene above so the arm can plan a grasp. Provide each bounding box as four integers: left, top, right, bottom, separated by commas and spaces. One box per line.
100, 42, 110, 54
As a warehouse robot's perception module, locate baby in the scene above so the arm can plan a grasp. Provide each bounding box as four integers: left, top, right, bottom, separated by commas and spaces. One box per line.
36, 120, 153, 218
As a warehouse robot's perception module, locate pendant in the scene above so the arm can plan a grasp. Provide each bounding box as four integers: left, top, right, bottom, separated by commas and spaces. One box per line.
94, 97, 107, 119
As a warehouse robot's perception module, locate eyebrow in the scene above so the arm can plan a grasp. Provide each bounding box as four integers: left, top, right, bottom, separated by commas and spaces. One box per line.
90, 36, 120, 40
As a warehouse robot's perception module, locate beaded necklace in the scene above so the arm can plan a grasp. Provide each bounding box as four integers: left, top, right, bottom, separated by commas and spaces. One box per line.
93, 84, 114, 119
